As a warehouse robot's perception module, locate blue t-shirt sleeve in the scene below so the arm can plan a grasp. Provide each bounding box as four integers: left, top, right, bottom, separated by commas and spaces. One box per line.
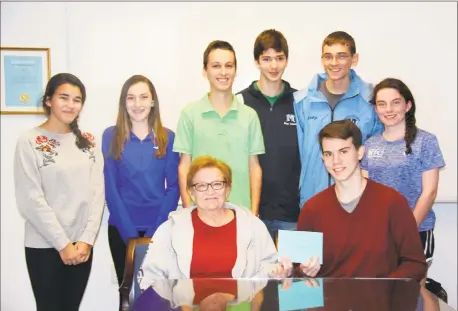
360, 139, 373, 170
420, 133, 446, 172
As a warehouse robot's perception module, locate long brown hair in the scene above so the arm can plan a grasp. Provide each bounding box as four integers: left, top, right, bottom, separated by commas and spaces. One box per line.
371, 78, 417, 155
42, 73, 91, 150
110, 75, 168, 160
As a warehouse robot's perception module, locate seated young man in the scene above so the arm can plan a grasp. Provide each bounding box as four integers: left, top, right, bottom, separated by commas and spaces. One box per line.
297, 120, 427, 282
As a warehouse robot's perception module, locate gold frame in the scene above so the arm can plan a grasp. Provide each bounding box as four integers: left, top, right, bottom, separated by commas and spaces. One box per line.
0, 47, 51, 115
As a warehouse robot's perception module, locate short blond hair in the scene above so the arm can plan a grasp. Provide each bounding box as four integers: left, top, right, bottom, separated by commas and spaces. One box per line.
187, 156, 232, 189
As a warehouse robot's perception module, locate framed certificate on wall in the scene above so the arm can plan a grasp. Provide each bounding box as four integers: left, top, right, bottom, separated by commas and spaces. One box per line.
0, 47, 51, 115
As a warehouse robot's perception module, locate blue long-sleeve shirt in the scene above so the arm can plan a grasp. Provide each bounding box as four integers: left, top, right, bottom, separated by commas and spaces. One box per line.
102, 126, 180, 243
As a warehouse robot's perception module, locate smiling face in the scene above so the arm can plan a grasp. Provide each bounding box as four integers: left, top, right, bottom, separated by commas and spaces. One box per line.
125, 82, 153, 123
321, 137, 364, 183
45, 83, 83, 125
321, 43, 358, 82
256, 48, 288, 83
374, 87, 412, 129
204, 48, 236, 92
189, 167, 231, 211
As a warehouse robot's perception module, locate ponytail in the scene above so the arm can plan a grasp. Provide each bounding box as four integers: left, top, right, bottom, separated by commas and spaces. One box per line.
70, 119, 91, 149
404, 110, 417, 155
371, 78, 418, 155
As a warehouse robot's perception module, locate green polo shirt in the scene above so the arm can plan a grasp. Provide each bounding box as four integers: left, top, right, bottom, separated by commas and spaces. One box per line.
173, 93, 265, 209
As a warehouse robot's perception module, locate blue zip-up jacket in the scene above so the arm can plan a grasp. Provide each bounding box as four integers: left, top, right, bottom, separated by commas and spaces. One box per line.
293, 69, 383, 207
102, 126, 180, 243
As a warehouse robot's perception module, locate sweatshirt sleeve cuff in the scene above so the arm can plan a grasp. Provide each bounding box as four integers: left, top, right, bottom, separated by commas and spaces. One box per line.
78, 230, 97, 246
54, 235, 72, 252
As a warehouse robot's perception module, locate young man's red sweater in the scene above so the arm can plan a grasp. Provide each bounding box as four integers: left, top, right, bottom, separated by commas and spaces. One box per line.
297, 179, 427, 281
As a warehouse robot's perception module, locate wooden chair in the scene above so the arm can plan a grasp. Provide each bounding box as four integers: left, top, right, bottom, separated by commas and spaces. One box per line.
119, 237, 152, 311
274, 230, 279, 250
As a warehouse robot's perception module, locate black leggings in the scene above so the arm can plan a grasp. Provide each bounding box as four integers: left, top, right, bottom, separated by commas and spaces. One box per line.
25, 246, 93, 311
108, 225, 128, 287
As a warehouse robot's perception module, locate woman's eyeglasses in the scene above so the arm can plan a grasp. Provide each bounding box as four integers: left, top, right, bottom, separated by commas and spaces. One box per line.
191, 181, 226, 192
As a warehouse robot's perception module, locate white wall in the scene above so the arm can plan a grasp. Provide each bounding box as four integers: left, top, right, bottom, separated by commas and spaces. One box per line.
63, 1, 457, 201
1, 2, 456, 311
429, 203, 458, 309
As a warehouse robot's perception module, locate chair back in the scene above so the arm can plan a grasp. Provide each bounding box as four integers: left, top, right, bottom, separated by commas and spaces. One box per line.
120, 237, 152, 311
131, 242, 150, 299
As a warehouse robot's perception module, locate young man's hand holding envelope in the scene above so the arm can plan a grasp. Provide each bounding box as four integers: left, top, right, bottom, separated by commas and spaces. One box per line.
277, 230, 323, 277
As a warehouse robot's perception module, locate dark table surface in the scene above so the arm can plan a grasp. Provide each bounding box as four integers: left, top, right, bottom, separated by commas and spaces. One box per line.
129, 278, 455, 311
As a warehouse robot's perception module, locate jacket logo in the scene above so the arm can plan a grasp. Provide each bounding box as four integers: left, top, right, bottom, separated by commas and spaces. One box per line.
284, 114, 297, 126
308, 116, 317, 120
345, 115, 360, 124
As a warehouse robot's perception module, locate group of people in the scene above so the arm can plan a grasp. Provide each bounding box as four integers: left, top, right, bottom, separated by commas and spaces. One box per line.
13, 29, 445, 311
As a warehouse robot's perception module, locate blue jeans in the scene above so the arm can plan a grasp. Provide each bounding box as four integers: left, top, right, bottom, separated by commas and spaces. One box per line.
262, 219, 297, 242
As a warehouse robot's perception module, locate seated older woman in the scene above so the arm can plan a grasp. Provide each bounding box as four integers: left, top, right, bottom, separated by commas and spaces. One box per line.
138, 156, 292, 290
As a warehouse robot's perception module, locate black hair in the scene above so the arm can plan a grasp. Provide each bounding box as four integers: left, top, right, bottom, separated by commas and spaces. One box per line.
42, 73, 91, 149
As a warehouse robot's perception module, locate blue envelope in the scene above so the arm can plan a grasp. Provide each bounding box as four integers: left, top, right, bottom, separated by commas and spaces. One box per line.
278, 279, 324, 311
277, 230, 323, 264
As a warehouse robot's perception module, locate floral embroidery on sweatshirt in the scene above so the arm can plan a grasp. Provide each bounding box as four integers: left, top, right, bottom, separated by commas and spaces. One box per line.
35, 135, 60, 167
81, 132, 96, 162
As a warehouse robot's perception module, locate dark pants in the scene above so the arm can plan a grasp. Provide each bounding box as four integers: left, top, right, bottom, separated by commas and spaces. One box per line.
25, 246, 93, 311
108, 225, 145, 309
108, 225, 127, 287
262, 219, 297, 242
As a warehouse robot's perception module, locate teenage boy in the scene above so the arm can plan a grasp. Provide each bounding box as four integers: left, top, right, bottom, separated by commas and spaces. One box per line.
173, 40, 265, 214
296, 120, 427, 282
294, 31, 383, 207
237, 29, 300, 240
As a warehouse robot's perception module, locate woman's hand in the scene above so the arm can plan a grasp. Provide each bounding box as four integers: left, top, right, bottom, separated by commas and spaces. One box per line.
59, 243, 80, 265
75, 241, 92, 263
280, 277, 321, 290
268, 257, 293, 278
